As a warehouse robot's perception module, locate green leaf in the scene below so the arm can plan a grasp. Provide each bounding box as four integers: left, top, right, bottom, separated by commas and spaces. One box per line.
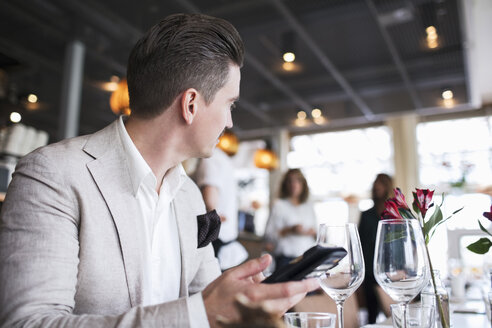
439, 194, 445, 207
412, 202, 420, 215
424, 205, 443, 239
479, 220, 492, 237
467, 238, 492, 254
451, 207, 464, 216
429, 216, 451, 240
398, 208, 417, 220
426, 206, 463, 242
384, 230, 407, 243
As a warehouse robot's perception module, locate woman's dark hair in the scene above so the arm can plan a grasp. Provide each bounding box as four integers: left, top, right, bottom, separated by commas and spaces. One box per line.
127, 13, 244, 119
279, 168, 310, 204
372, 173, 394, 214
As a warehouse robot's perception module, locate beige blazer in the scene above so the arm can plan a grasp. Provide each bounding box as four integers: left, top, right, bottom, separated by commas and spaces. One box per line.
0, 121, 221, 327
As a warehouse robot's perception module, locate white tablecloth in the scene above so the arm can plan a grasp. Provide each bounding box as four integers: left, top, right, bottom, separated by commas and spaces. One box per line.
362, 300, 490, 328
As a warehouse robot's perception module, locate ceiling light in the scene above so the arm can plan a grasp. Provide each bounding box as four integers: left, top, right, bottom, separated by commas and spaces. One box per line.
442, 89, 453, 100
297, 110, 307, 120
10, 112, 21, 123
425, 26, 439, 49
443, 98, 454, 108
110, 75, 120, 83
102, 82, 119, 92
426, 26, 437, 35
282, 62, 295, 72
217, 131, 239, 156
27, 94, 38, 103
294, 118, 308, 127
283, 52, 295, 63
427, 39, 439, 49
254, 148, 278, 170
311, 108, 322, 118
314, 116, 326, 125
110, 79, 131, 116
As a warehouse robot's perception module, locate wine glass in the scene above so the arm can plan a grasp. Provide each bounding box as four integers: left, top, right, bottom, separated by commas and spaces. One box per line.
317, 223, 365, 328
373, 219, 429, 328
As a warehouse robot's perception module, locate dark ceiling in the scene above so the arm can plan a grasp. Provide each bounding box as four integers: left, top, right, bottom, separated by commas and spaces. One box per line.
0, 0, 470, 142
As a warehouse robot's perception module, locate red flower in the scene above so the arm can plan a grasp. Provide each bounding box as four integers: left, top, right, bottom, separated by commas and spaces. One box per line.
392, 188, 410, 209
484, 205, 492, 221
412, 189, 434, 218
381, 200, 403, 220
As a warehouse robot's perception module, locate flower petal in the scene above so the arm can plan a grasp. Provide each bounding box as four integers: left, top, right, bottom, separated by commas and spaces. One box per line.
393, 188, 409, 209
382, 200, 403, 220
484, 205, 492, 221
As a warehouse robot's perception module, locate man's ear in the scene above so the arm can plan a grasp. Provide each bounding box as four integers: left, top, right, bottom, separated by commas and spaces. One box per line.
181, 88, 199, 125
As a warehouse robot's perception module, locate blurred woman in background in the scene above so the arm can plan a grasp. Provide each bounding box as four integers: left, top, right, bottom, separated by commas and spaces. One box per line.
264, 168, 317, 274
358, 173, 394, 323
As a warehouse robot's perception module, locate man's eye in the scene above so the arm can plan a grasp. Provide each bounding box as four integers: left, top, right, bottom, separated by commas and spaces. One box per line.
230, 103, 236, 111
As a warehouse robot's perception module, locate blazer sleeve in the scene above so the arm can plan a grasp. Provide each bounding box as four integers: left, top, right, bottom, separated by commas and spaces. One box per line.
0, 151, 211, 328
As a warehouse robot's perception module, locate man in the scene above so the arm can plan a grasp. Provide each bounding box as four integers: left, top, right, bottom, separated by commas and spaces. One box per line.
194, 146, 248, 270
0, 13, 318, 328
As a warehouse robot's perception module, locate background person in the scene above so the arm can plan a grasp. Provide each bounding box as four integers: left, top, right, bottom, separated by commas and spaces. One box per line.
264, 168, 317, 274
358, 173, 394, 324
194, 146, 248, 270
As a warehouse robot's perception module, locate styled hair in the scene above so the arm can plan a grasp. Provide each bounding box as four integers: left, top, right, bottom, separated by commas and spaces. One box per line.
127, 13, 244, 119
279, 168, 310, 204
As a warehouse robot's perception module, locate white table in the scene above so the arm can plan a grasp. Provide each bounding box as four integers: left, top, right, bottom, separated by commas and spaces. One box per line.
362, 300, 490, 328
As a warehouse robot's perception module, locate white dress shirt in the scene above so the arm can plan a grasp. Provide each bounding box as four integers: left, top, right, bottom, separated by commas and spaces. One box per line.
117, 116, 184, 305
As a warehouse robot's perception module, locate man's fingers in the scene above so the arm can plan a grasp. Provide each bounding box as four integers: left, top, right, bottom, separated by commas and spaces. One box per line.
227, 254, 271, 280
262, 292, 307, 315
243, 278, 319, 302
252, 271, 265, 283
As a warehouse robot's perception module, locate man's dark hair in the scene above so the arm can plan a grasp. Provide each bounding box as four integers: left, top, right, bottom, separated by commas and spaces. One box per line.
279, 168, 310, 204
127, 13, 244, 119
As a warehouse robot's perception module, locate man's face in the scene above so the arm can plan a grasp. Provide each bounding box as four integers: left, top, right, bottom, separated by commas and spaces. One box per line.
194, 64, 240, 157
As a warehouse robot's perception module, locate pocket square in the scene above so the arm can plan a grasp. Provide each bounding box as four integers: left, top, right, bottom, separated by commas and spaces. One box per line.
197, 210, 221, 248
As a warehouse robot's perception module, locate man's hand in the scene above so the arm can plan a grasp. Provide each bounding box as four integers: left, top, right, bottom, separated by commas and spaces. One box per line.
202, 254, 319, 327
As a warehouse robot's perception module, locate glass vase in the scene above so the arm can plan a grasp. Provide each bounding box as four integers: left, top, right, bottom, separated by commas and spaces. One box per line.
421, 270, 450, 328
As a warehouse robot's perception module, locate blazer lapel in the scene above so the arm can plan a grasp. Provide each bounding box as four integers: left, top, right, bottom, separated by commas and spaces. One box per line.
83, 121, 144, 307
174, 187, 197, 297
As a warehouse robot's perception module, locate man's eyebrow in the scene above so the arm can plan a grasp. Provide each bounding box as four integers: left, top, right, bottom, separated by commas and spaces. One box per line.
229, 96, 239, 102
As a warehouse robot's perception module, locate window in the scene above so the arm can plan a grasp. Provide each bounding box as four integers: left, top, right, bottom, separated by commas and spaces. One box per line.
417, 115, 492, 276
418, 116, 492, 191
288, 126, 394, 224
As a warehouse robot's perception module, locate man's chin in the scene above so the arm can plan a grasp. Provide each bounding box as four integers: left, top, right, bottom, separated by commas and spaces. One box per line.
199, 145, 216, 158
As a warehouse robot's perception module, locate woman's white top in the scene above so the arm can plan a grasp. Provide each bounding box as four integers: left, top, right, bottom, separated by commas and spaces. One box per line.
264, 199, 317, 258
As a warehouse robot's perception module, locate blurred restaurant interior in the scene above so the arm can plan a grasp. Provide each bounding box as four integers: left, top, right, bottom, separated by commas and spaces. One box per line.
0, 0, 491, 326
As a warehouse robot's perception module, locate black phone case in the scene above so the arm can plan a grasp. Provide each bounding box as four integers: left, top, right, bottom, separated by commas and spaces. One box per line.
262, 245, 347, 284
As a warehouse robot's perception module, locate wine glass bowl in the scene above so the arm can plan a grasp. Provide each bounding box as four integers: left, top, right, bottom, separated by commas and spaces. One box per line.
317, 223, 365, 328
373, 219, 429, 328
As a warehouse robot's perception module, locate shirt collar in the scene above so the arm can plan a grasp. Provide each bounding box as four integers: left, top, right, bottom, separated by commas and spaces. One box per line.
117, 116, 152, 195
117, 116, 187, 197
160, 164, 187, 201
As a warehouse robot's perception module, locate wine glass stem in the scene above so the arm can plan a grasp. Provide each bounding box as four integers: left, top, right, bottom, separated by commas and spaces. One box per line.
399, 302, 407, 328
336, 300, 345, 328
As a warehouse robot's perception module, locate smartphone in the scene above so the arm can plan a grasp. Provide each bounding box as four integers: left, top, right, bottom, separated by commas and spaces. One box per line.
262, 245, 347, 284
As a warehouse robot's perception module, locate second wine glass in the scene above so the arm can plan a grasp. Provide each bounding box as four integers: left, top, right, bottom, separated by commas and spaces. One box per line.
317, 223, 365, 328
373, 219, 429, 328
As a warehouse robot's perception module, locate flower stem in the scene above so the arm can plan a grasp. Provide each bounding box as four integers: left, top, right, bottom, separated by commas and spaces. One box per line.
424, 236, 449, 328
